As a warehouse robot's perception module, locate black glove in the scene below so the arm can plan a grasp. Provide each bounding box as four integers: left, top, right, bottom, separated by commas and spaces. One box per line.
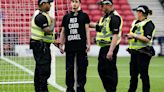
126, 48, 132, 54
29, 39, 35, 49
96, 25, 103, 32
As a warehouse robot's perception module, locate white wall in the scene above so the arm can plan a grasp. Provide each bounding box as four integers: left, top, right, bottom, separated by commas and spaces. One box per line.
15, 45, 160, 57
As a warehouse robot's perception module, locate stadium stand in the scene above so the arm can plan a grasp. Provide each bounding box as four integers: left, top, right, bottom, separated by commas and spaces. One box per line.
159, 0, 164, 8
1, 0, 135, 45
1, 0, 37, 45
80, 0, 135, 44
2, 0, 164, 45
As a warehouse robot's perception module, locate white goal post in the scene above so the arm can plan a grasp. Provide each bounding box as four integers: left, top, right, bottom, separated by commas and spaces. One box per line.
0, 0, 69, 92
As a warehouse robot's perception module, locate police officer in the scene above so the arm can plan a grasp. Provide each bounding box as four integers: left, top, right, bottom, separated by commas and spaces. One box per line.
126, 5, 155, 92
90, 0, 123, 91
30, 0, 56, 92
59, 0, 90, 92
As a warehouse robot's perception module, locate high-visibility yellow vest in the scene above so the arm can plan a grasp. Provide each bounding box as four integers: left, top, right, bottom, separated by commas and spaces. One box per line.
31, 10, 55, 43
128, 19, 155, 50
96, 11, 123, 47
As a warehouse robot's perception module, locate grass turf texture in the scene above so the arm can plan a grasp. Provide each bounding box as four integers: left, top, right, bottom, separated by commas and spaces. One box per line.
0, 56, 164, 92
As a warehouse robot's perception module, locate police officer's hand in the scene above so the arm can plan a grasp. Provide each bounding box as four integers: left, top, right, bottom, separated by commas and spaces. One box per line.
59, 44, 64, 54
126, 33, 136, 39
126, 48, 131, 54
53, 39, 60, 47
106, 51, 113, 60
86, 45, 90, 52
53, 40, 64, 54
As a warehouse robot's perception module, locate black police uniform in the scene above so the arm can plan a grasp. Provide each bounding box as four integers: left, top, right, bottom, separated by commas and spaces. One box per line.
62, 10, 90, 92
97, 11, 121, 92
30, 10, 51, 92
128, 20, 155, 92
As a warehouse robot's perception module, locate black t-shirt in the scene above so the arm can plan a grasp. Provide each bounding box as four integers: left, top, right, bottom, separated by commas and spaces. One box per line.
135, 20, 155, 40
103, 10, 121, 34
62, 10, 90, 52
35, 12, 49, 29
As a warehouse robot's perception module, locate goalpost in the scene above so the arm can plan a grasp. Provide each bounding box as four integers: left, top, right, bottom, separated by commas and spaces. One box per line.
0, 0, 70, 92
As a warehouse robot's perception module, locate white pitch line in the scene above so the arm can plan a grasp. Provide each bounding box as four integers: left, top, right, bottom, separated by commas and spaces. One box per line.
57, 75, 164, 78
57, 64, 164, 67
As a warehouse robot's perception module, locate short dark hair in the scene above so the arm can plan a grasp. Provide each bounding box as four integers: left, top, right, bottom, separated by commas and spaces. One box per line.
71, 0, 81, 3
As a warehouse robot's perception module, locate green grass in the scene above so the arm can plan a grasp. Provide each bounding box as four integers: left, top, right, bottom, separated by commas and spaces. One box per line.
0, 56, 164, 92
55, 56, 164, 92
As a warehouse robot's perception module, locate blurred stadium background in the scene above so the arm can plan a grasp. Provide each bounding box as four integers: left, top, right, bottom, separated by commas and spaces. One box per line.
0, 0, 164, 92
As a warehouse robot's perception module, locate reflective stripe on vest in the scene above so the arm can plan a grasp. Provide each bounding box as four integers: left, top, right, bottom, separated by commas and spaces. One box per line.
31, 10, 55, 43
96, 11, 123, 47
128, 19, 155, 50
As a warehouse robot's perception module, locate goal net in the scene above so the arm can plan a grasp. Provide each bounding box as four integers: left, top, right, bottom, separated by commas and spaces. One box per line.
0, 0, 70, 92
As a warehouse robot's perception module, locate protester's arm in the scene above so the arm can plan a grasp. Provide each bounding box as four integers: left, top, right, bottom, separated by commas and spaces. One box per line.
89, 22, 97, 28
85, 24, 91, 52
85, 13, 91, 52
60, 27, 65, 45
58, 27, 65, 54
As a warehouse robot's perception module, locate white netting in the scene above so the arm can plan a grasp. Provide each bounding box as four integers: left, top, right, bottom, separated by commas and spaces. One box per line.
0, 0, 70, 92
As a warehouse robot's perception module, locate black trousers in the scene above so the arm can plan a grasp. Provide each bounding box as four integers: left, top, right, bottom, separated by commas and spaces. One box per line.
31, 40, 51, 92
65, 51, 88, 92
98, 45, 119, 92
128, 51, 151, 92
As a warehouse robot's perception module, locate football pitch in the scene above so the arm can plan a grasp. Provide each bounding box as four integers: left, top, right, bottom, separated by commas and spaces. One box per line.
0, 56, 164, 92
55, 56, 164, 92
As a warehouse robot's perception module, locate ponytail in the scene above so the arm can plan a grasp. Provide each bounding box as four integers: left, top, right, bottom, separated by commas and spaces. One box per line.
148, 10, 152, 15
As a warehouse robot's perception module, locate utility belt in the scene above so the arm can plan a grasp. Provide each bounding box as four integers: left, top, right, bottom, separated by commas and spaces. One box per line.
96, 39, 111, 47
30, 39, 51, 49
127, 46, 155, 57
